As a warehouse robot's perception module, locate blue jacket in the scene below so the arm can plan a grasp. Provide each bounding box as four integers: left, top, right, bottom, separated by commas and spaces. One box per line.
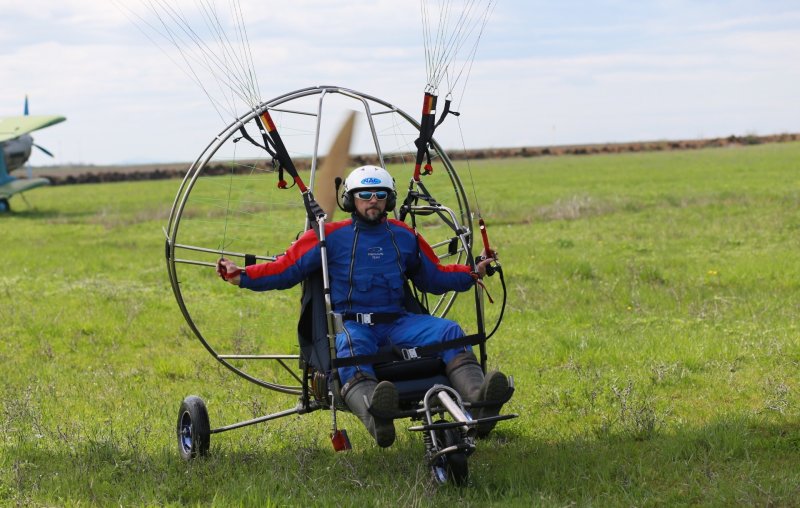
239, 215, 475, 313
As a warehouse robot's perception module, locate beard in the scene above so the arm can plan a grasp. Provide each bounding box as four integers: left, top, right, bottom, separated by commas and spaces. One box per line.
357, 206, 385, 223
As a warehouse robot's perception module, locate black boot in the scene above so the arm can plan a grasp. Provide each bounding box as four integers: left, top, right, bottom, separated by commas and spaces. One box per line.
473, 370, 509, 437
342, 377, 398, 447
446, 352, 509, 437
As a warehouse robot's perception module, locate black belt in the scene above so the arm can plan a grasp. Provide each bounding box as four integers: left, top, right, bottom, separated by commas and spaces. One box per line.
340, 312, 404, 325
331, 333, 486, 368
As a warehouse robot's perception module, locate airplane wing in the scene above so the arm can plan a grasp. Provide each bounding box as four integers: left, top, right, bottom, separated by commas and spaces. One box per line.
0, 115, 66, 143
0, 176, 50, 199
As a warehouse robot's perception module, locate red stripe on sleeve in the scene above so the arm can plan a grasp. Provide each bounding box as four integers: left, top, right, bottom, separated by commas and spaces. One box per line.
245, 229, 317, 279
389, 219, 471, 274
245, 219, 353, 279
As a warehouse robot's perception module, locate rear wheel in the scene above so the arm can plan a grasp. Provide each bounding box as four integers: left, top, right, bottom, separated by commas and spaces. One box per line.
177, 395, 210, 460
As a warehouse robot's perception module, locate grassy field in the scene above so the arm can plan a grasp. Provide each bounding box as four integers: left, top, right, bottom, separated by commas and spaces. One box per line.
2, 142, 799, 506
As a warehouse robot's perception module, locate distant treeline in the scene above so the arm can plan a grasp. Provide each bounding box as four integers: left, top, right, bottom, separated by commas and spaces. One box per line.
41, 133, 800, 186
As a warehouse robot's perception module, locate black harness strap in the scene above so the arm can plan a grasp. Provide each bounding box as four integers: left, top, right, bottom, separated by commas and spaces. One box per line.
434, 97, 458, 128
249, 110, 328, 223
413, 92, 437, 180
255, 110, 309, 194
236, 125, 276, 158
340, 312, 404, 325
412, 94, 459, 181
331, 332, 486, 368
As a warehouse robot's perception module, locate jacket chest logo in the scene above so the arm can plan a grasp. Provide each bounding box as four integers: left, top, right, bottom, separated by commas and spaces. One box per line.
367, 246, 384, 260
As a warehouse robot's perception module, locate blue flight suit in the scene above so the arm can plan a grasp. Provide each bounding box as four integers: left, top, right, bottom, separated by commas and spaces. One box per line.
239, 215, 476, 383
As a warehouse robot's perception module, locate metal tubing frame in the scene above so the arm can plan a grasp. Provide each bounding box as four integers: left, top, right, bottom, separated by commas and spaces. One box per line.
164, 86, 482, 427
419, 384, 476, 459
210, 404, 313, 434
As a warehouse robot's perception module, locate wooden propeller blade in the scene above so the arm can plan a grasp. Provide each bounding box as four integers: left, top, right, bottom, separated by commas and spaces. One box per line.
314, 112, 356, 220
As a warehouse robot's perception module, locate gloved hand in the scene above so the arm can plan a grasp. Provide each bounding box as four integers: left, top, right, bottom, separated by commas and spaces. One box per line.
216, 258, 242, 285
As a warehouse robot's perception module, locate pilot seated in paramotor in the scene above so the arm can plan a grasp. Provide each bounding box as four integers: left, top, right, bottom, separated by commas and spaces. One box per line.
217, 165, 510, 447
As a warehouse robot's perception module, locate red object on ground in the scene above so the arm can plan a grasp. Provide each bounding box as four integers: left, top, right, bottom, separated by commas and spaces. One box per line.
331, 429, 352, 451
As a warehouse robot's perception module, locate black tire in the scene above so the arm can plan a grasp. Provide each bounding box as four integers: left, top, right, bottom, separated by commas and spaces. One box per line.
431, 427, 469, 486
446, 447, 469, 486
177, 395, 210, 460
0, 199, 10, 213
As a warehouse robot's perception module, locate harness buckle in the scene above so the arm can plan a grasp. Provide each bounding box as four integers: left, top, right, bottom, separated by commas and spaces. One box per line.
356, 313, 373, 325
402, 347, 419, 360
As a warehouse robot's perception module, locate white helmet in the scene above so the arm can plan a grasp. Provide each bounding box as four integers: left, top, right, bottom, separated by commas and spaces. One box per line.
343, 165, 395, 194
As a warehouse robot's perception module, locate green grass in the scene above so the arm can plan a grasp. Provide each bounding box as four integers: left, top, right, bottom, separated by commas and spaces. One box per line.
2, 142, 800, 506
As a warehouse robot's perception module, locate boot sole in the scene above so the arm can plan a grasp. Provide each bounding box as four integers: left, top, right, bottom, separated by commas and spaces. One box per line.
371, 381, 398, 447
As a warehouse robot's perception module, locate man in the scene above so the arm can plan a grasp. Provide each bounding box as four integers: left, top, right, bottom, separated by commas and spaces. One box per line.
217, 165, 509, 447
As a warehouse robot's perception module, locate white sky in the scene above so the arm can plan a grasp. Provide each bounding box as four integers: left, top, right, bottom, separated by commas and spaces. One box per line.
1, 0, 799, 166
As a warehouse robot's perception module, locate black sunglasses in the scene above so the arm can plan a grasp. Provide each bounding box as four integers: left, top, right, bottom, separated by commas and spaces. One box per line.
355, 190, 389, 201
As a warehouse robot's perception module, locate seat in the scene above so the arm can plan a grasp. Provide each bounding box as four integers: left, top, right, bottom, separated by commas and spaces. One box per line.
373, 347, 449, 405
297, 270, 451, 407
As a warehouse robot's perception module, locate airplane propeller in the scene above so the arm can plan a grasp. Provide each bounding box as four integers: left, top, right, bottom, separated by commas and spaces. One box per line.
23, 95, 57, 175
314, 112, 356, 221
33, 143, 55, 158
23, 95, 56, 158
25, 143, 55, 180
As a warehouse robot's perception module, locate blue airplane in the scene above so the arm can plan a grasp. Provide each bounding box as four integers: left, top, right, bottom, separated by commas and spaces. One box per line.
0, 97, 66, 212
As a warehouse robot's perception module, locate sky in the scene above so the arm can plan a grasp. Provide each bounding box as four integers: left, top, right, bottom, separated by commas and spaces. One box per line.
1, 0, 799, 166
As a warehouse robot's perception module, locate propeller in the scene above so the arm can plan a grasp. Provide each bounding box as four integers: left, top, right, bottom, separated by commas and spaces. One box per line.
24, 144, 55, 180
314, 112, 356, 221
33, 143, 54, 158
24, 96, 56, 174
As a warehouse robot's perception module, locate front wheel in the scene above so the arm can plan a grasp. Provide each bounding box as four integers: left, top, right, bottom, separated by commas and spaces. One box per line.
177, 395, 210, 460
431, 427, 469, 486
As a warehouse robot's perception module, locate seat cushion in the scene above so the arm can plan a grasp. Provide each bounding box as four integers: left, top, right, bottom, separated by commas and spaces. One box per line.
374, 356, 446, 382
393, 375, 451, 405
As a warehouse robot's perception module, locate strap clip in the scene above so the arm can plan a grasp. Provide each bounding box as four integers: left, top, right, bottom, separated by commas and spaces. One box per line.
401, 347, 419, 360
356, 313, 373, 325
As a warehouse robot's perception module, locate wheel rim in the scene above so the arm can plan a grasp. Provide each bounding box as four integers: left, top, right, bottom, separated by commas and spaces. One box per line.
432, 460, 448, 485
179, 411, 193, 453
430, 427, 470, 485
430, 428, 452, 485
